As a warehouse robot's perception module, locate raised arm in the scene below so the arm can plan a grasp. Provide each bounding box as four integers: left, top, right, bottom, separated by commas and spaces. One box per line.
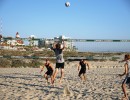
61, 40, 66, 50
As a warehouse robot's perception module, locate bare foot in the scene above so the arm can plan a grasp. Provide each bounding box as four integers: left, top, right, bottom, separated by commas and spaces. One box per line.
51, 83, 54, 87
59, 80, 62, 84
122, 96, 129, 100
47, 81, 51, 85
51, 79, 54, 85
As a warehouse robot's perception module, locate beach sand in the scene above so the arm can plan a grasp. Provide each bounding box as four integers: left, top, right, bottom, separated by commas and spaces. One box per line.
0, 61, 130, 100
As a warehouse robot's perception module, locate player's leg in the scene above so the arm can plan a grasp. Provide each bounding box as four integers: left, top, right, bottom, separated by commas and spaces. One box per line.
121, 78, 129, 99
52, 68, 59, 84
44, 73, 48, 82
83, 73, 86, 81
78, 70, 83, 80
59, 68, 64, 84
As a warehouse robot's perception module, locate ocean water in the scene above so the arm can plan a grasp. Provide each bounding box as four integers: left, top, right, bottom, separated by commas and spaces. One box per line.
74, 42, 130, 52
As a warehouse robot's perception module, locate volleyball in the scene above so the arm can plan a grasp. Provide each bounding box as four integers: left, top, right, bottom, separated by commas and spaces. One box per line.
65, 2, 70, 7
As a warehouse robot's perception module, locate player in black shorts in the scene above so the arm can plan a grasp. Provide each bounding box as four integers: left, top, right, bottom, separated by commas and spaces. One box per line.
51, 40, 65, 85
78, 59, 90, 81
40, 59, 54, 84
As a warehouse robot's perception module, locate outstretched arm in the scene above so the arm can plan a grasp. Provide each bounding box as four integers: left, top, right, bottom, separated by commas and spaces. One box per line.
119, 59, 126, 63
40, 66, 44, 73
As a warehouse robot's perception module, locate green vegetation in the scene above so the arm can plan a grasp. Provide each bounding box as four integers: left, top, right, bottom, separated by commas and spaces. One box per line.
110, 57, 120, 61
0, 58, 43, 68
0, 49, 129, 68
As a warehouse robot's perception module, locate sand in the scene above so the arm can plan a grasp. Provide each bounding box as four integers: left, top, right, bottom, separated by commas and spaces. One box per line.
0, 61, 130, 100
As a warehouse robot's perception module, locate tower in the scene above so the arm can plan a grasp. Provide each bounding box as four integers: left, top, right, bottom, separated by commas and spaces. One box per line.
16, 32, 20, 38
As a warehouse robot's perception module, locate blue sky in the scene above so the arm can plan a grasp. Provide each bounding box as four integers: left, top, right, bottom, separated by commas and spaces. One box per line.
0, 0, 130, 39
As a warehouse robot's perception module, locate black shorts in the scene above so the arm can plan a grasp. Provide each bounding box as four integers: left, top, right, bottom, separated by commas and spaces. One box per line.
56, 63, 64, 69
45, 70, 53, 76
79, 69, 86, 76
123, 76, 130, 84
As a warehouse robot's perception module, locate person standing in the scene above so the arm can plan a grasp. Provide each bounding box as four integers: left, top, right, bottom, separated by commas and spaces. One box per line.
78, 59, 90, 81
119, 54, 130, 100
51, 40, 65, 85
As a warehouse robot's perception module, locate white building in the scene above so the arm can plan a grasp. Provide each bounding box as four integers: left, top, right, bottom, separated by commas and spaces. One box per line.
7, 39, 24, 46
38, 35, 75, 51
28, 35, 38, 46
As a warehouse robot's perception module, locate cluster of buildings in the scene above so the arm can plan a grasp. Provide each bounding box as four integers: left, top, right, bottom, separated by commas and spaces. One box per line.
0, 32, 77, 51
